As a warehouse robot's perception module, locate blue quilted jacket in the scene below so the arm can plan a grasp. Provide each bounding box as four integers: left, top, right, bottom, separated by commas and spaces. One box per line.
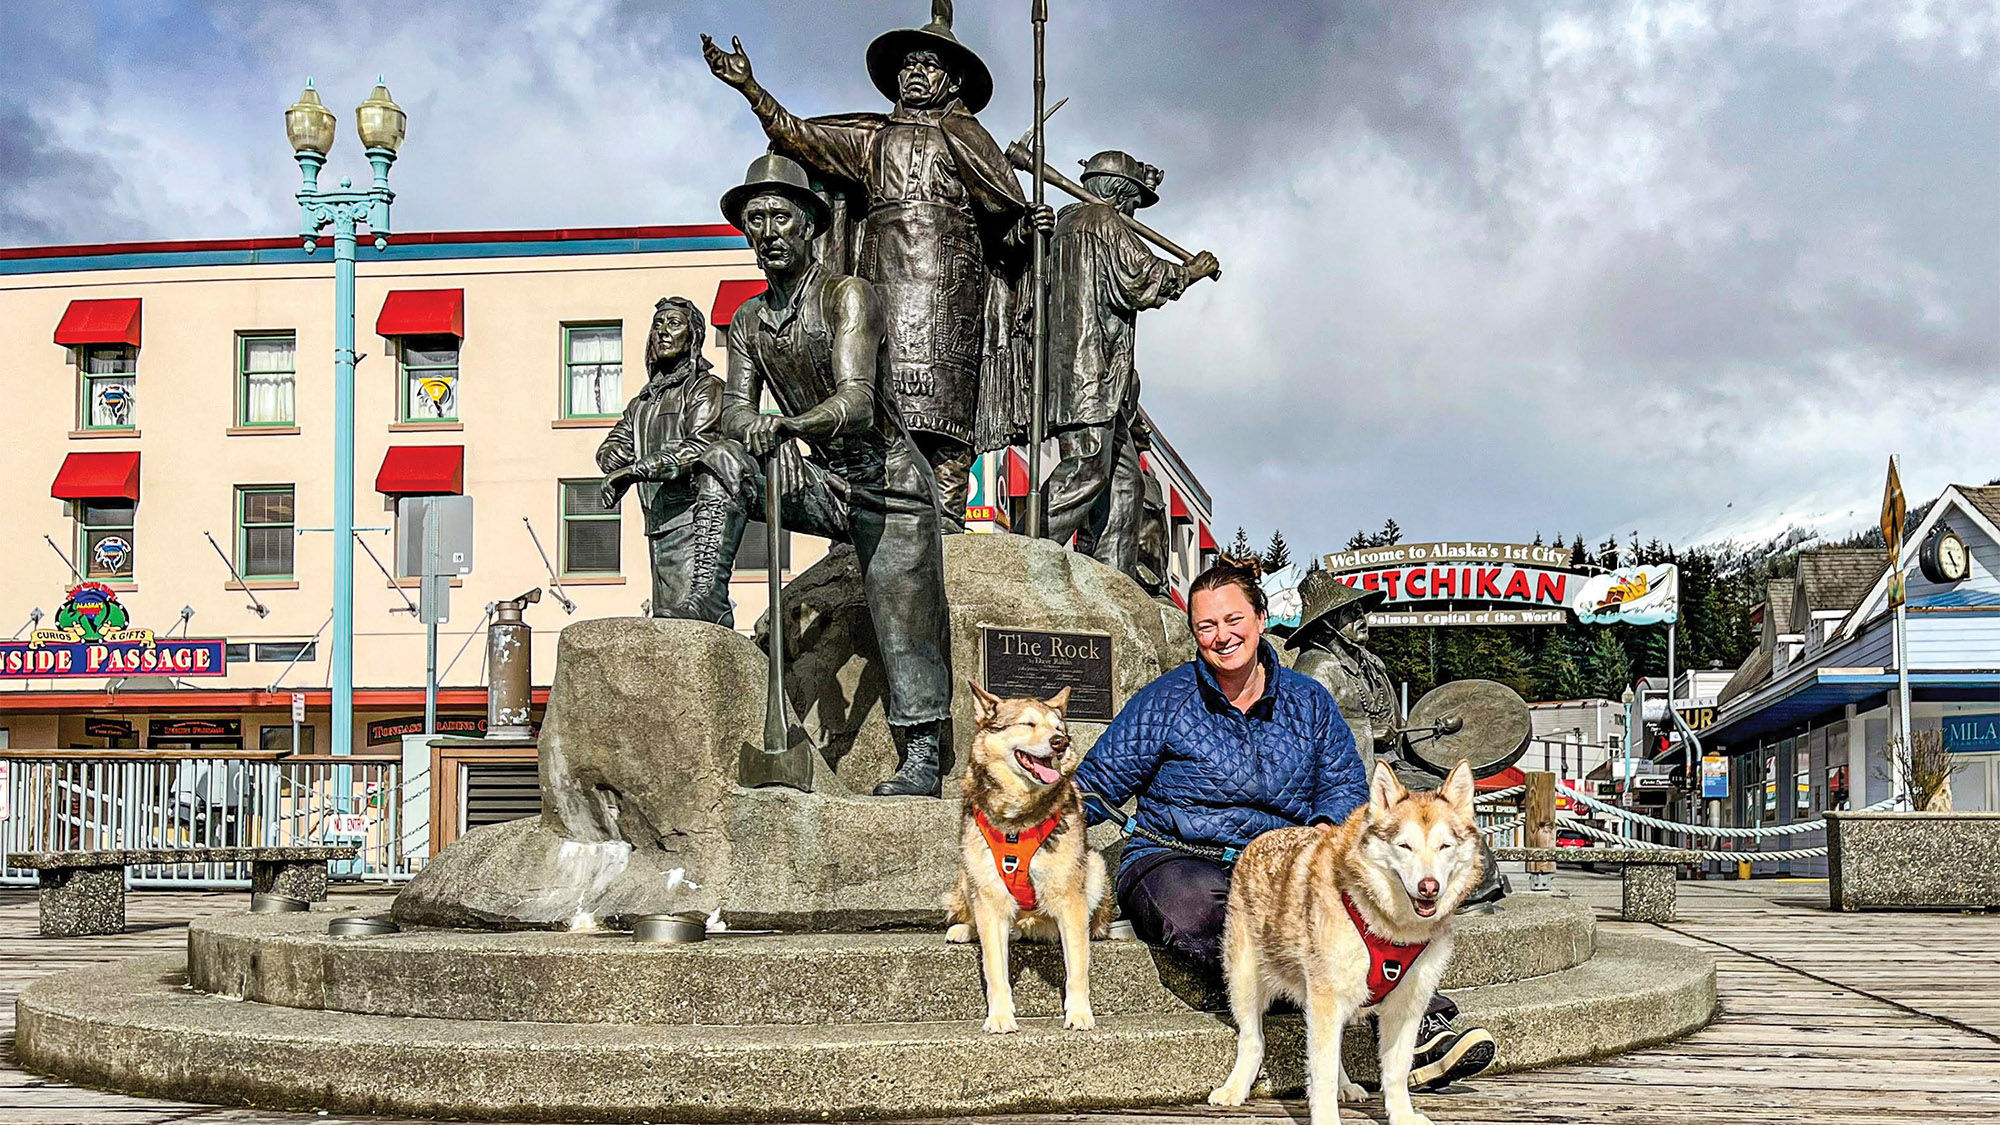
1076, 640, 1367, 878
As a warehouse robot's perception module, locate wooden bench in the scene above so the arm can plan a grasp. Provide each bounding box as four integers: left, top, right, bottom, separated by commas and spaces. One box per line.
1492, 846, 1700, 923
4, 847, 359, 937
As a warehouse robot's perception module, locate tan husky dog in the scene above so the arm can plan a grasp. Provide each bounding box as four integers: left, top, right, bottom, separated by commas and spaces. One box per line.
944, 683, 1115, 1033
1209, 760, 1484, 1125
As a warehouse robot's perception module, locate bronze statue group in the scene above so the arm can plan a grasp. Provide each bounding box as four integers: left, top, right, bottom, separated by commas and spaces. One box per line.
597, 1, 1217, 798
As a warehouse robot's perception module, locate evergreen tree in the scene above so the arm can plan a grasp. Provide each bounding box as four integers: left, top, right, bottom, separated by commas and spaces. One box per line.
1379, 518, 1403, 546
1570, 536, 1590, 568
1226, 526, 1253, 560
1532, 631, 1589, 701
1262, 530, 1292, 572
1584, 630, 1632, 699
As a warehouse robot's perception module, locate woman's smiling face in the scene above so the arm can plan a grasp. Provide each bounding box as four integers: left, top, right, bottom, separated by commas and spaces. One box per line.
1191, 582, 1263, 678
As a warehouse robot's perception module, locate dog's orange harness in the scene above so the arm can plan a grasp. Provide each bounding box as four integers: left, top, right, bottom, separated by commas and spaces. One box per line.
975, 809, 1061, 912
1341, 892, 1430, 1007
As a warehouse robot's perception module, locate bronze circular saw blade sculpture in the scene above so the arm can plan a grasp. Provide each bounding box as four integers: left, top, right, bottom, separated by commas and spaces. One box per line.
1401, 678, 1532, 780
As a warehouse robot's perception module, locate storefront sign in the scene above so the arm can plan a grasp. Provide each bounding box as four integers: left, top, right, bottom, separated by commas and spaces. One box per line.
84, 717, 135, 738
367, 715, 495, 745
980, 626, 1115, 721
149, 718, 240, 740
1701, 754, 1729, 799
1943, 712, 2000, 754
1676, 706, 1717, 732
0, 584, 225, 679
1572, 565, 1679, 626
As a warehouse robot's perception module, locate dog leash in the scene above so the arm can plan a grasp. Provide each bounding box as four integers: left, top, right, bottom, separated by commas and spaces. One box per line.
1080, 789, 1240, 865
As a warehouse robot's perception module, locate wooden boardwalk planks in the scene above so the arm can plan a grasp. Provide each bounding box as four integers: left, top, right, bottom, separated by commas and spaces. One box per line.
3, 875, 1998, 1124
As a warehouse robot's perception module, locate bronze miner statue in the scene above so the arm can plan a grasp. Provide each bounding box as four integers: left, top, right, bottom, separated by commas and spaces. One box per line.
1038, 150, 1217, 580
596, 296, 738, 626
697, 154, 955, 798
703, 0, 1053, 532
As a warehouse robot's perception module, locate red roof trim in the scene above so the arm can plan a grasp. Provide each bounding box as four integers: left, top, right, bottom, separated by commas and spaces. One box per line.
1168, 487, 1189, 520
376, 289, 465, 338
0, 224, 742, 262
710, 279, 768, 327
54, 298, 142, 347
1005, 449, 1031, 497
52, 451, 141, 501
1198, 523, 1218, 551
375, 445, 465, 496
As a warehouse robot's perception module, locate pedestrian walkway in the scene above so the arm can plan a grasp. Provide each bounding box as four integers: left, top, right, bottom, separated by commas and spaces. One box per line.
4, 876, 1997, 1124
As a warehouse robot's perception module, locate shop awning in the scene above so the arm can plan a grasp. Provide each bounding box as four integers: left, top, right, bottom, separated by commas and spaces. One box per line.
53, 298, 142, 347
375, 445, 464, 496
1005, 449, 1030, 497
1168, 487, 1189, 520
1197, 523, 1218, 551
51, 451, 141, 501
710, 279, 768, 328
375, 289, 464, 338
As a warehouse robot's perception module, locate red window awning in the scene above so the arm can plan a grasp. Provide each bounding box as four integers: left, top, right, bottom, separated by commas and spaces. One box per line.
1197, 523, 1218, 551
52, 451, 141, 501
710, 279, 768, 328
375, 445, 464, 496
54, 298, 142, 347
375, 289, 464, 338
1004, 449, 1031, 497
1168, 487, 1189, 520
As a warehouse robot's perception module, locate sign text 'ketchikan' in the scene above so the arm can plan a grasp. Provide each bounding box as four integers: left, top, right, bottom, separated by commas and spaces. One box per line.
1321, 542, 1581, 626
0, 583, 226, 679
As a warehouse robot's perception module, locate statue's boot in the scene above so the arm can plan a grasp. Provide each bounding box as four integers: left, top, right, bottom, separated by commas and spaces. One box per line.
1459, 836, 1511, 913
874, 720, 944, 797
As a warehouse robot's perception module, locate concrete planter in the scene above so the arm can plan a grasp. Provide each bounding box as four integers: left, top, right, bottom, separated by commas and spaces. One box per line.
1826, 810, 2000, 911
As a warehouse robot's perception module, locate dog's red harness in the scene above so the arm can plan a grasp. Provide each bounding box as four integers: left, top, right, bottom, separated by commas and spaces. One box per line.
975, 809, 1061, 912
1341, 892, 1430, 1007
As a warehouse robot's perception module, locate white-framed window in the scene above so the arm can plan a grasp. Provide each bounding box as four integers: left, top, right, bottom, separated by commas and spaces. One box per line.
238, 332, 298, 426
79, 345, 137, 429
401, 335, 460, 422
563, 323, 622, 418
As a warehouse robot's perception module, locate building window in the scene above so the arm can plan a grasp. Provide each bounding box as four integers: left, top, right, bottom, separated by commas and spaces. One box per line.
236, 486, 295, 579
76, 500, 136, 580
260, 724, 315, 755
256, 641, 317, 663
225, 643, 253, 664
734, 520, 791, 574
563, 324, 623, 418
559, 478, 620, 575
79, 345, 137, 429
238, 333, 297, 426
400, 335, 460, 422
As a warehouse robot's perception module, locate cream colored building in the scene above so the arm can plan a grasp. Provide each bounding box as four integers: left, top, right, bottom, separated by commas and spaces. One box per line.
0, 225, 1218, 757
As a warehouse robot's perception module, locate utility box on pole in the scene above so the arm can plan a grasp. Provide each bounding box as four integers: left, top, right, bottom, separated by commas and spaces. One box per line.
397, 495, 474, 733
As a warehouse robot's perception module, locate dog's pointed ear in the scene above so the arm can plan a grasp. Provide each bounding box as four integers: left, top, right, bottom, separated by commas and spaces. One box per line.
1442, 760, 1475, 812
1369, 759, 1407, 811
1043, 686, 1072, 715
969, 680, 1002, 725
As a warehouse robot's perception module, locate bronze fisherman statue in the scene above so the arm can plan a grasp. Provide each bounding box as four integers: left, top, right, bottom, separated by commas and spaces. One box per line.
703, 1, 1052, 531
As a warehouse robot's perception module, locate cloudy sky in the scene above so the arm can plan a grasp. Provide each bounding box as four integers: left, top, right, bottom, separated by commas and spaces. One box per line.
4, 0, 1994, 558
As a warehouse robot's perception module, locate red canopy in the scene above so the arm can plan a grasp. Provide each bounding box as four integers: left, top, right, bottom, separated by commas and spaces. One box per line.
54, 298, 142, 347
1168, 487, 1189, 520
375, 289, 464, 338
1004, 449, 1030, 497
710, 279, 768, 328
375, 445, 464, 496
51, 452, 141, 501
1197, 523, 1218, 551
1477, 766, 1527, 793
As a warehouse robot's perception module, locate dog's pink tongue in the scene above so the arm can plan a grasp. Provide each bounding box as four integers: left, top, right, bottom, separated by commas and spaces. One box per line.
1022, 754, 1060, 784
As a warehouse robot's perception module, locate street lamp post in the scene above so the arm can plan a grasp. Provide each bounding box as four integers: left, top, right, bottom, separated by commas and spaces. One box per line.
286, 79, 405, 757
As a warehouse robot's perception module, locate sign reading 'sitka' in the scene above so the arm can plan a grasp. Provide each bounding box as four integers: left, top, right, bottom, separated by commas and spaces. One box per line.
0, 583, 225, 679
980, 626, 1114, 721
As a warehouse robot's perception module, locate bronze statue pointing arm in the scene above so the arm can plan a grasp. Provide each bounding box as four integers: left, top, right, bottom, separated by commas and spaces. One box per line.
702, 34, 872, 185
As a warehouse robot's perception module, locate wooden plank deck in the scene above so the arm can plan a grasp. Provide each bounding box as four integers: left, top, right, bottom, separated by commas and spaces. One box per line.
4, 875, 1998, 1124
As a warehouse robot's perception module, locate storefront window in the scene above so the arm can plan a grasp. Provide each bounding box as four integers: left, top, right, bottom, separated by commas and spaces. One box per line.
238, 333, 297, 426
401, 335, 460, 422
80, 344, 137, 429
563, 324, 622, 418
559, 478, 620, 575
77, 499, 136, 580
260, 724, 315, 755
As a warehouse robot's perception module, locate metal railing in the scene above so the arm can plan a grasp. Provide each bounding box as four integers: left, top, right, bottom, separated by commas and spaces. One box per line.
2, 751, 423, 886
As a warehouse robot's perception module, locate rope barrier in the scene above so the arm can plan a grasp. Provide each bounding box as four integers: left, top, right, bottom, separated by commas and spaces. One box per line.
1473, 785, 1524, 805
1478, 816, 1522, 837
1563, 785, 1891, 838
1556, 816, 1829, 862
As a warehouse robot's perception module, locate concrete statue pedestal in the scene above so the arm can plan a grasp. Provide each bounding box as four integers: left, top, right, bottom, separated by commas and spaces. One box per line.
1827, 810, 2000, 911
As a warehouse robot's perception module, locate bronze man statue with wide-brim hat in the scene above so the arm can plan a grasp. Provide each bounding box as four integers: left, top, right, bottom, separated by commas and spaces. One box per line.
697, 154, 955, 798
1039, 149, 1218, 581
1276, 570, 1397, 770
703, 1, 1053, 533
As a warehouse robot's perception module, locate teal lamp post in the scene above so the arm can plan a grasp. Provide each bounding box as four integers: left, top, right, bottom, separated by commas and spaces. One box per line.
286, 79, 404, 758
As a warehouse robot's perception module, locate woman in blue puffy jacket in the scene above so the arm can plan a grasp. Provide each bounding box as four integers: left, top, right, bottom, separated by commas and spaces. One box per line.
1076, 557, 1494, 1090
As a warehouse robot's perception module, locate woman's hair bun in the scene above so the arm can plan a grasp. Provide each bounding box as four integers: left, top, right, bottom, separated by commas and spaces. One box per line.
1214, 552, 1265, 579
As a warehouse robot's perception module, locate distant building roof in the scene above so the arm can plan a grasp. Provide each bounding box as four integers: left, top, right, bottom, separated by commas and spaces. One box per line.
1765, 579, 1796, 636
1958, 484, 2000, 528
1796, 549, 1888, 617
1716, 644, 1773, 708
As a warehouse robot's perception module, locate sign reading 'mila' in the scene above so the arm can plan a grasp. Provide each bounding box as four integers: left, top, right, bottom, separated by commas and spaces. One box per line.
0, 583, 225, 679
1944, 713, 2000, 754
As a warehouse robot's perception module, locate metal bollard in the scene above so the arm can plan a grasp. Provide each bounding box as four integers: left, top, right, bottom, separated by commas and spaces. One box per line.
487, 588, 540, 739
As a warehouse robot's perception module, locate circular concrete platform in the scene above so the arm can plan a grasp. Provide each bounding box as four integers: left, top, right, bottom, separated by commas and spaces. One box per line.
15, 897, 1715, 1122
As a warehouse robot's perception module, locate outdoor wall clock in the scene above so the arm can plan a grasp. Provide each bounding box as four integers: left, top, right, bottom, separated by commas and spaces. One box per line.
1919, 526, 1970, 584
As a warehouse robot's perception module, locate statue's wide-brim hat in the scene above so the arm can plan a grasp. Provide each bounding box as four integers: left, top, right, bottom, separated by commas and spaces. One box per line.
866, 1, 994, 114
1079, 150, 1160, 209
1284, 570, 1386, 648
721, 154, 832, 235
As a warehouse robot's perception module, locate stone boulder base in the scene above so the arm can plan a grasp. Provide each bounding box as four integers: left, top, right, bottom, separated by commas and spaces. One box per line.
765, 533, 1194, 791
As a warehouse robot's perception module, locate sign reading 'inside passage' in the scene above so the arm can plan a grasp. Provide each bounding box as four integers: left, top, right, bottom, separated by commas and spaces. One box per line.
980, 626, 1115, 722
